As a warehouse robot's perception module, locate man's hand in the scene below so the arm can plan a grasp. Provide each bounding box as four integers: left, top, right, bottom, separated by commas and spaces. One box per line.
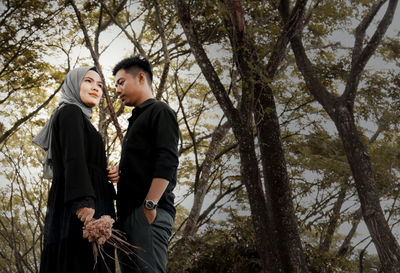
143, 206, 157, 225
107, 166, 120, 183
76, 207, 95, 225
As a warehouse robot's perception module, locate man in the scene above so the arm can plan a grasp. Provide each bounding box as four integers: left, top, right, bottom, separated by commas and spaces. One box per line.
108, 55, 179, 273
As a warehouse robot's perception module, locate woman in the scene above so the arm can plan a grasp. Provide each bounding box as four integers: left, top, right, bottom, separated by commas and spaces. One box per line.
34, 67, 116, 273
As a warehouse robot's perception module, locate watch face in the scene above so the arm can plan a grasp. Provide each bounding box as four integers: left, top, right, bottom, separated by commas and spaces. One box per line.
145, 200, 156, 209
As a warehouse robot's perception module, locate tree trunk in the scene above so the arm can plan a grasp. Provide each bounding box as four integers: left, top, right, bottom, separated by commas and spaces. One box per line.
183, 122, 230, 236
337, 209, 362, 257
335, 108, 400, 272
255, 83, 310, 273
98, 97, 108, 145
286, 0, 400, 269
225, 0, 310, 270
319, 187, 346, 252
174, 1, 284, 270
235, 123, 284, 272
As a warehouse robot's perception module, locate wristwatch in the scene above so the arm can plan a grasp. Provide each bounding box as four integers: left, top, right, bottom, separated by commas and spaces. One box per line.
143, 200, 158, 210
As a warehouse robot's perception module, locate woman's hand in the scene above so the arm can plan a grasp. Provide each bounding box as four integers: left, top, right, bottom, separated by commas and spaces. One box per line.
107, 166, 120, 183
76, 207, 95, 225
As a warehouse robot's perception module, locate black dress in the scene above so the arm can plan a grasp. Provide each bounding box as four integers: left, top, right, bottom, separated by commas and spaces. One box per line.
40, 104, 116, 273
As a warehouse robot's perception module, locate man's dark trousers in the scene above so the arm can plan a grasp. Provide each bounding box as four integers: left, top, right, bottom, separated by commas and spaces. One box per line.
118, 207, 174, 273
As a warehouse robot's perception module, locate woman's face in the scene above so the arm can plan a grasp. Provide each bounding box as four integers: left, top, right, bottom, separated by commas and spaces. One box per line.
80, 70, 103, 107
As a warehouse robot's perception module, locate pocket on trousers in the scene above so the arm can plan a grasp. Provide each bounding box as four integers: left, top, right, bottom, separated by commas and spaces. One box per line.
151, 208, 173, 238
136, 206, 158, 225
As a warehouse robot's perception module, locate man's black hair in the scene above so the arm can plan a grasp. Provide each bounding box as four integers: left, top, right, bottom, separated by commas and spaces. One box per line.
112, 55, 153, 83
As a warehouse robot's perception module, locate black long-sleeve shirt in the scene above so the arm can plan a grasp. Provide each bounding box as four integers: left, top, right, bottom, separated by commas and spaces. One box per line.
117, 98, 179, 221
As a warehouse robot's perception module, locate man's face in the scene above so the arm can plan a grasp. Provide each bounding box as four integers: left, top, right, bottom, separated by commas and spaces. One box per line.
115, 69, 142, 106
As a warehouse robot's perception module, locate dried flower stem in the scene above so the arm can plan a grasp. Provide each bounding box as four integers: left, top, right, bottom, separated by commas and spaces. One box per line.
83, 215, 140, 272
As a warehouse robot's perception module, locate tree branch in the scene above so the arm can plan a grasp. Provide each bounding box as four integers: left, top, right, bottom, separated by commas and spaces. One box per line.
319, 187, 346, 252
98, 0, 128, 32
336, 208, 362, 257
99, 0, 148, 58
69, 0, 123, 142
183, 121, 230, 235
174, 0, 238, 122
0, 84, 61, 145
266, 0, 308, 78
352, 0, 387, 64
154, 0, 170, 99
283, 24, 338, 117
343, 0, 398, 105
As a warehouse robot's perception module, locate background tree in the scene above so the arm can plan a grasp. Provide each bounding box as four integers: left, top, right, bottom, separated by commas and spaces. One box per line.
283, 0, 400, 271
0, 0, 66, 144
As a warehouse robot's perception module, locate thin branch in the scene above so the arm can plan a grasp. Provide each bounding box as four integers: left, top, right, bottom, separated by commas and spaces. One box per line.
69, 0, 124, 142
266, 0, 308, 78
98, 0, 128, 32
352, 0, 387, 64
154, 0, 170, 99
99, 0, 148, 58
336, 208, 362, 257
0, 84, 61, 145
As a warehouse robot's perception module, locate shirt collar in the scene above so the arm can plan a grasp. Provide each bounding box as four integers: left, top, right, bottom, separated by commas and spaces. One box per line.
128, 98, 156, 123
135, 98, 156, 110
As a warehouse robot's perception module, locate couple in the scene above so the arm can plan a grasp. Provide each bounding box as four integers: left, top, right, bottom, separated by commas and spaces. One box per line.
35, 56, 179, 273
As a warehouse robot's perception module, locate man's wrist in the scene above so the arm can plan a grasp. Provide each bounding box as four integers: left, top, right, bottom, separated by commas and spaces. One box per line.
143, 200, 158, 210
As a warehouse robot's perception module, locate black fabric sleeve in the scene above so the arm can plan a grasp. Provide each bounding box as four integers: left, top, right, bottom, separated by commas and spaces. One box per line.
152, 105, 179, 182
57, 105, 96, 203
71, 196, 96, 213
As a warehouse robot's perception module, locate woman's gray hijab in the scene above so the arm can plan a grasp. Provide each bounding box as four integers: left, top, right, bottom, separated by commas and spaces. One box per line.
33, 67, 96, 179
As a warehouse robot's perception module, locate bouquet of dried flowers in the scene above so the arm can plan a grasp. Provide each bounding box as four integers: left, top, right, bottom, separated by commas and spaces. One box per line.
83, 215, 138, 271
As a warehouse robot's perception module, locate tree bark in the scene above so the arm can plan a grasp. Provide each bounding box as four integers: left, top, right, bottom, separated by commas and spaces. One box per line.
183, 122, 230, 236
285, 0, 400, 271
174, 0, 283, 271
319, 187, 346, 252
255, 83, 310, 273
225, 0, 310, 271
336, 109, 400, 272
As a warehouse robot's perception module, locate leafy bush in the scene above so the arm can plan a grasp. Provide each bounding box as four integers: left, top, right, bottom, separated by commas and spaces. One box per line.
168, 216, 262, 273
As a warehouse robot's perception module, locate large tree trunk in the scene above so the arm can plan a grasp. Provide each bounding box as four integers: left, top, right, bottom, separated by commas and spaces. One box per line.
226, 0, 310, 271
255, 83, 310, 273
285, 0, 400, 270
174, 1, 284, 271
335, 108, 400, 272
235, 122, 284, 272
